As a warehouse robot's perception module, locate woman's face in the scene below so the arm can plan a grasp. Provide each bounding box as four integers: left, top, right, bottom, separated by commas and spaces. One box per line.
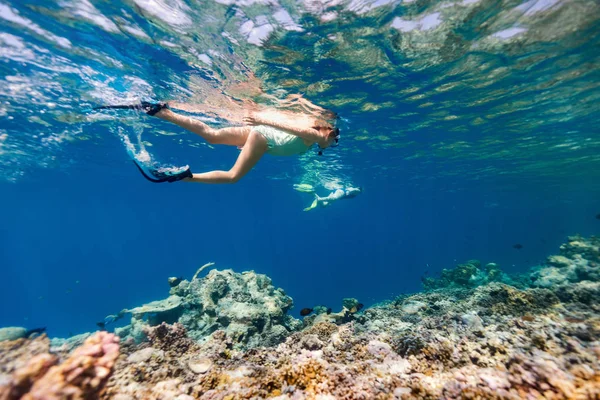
320, 127, 339, 148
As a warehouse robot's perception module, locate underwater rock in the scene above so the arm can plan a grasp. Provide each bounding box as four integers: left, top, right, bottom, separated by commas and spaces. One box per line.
467, 282, 560, 316
127, 347, 159, 363
460, 311, 483, 330
187, 357, 212, 374
299, 334, 323, 351
422, 259, 512, 290
554, 280, 600, 305
532, 266, 567, 287
117, 269, 298, 350
127, 295, 184, 321
401, 300, 427, 315
0, 327, 28, 342
531, 236, 600, 289
49, 332, 92, 354
144, 322, 195, 353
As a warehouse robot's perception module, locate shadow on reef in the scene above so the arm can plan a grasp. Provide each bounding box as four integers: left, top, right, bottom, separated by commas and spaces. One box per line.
0, 235, 599, 399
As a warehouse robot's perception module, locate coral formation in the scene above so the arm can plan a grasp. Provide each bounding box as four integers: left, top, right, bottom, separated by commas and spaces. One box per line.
531, 235, 600, 289
421, 259, 518, 290
0, 331, 119, 399
115, 269, 298, 349
0, 328, 29, 343
0, 236, 598, 399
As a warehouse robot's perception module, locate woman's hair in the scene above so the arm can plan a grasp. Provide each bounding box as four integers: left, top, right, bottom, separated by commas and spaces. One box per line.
313, 118, 333, 129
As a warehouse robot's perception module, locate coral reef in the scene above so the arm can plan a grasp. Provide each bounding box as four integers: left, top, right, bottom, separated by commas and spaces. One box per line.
0, 236, 598, 399
0, 331, 119, 399
531, 235, 600, 289
421, 259, 520, 291
0, 328, 30, 343
115, 269, 298, 350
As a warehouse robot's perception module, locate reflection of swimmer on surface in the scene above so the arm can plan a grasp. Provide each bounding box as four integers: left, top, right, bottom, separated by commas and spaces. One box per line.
295, 184, 362, 211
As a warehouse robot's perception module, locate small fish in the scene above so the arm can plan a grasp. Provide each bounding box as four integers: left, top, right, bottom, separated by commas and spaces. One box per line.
300, 308, 313, 316
326, 308, 332, 315
596, 214, 600, 220
96, 321, 106, 329
349, 303, 364, 314
513, 244, 523, 249
25, 327, 46, 337
168, 276, 183, 288
103, 313, 123, 325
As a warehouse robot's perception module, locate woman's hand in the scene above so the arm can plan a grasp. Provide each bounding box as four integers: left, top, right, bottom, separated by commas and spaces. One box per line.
242, 112, 260, 126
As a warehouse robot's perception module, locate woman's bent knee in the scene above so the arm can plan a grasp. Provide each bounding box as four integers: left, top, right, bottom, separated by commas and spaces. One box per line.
205, 132, 220, 145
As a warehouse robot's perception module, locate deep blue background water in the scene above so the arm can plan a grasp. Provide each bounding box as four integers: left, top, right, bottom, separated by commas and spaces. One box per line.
2, 128, 598, 337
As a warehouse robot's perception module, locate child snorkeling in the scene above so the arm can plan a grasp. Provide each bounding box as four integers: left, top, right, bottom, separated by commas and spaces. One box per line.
293, 184, 362, 211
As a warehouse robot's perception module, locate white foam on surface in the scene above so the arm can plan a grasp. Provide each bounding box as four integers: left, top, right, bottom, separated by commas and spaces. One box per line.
492, 27, 527, 39
391, 12, 442, 32
121, 24, 151, 40
239, 18, 275, 46
0, 3, 72, 48
347, 0, 397, 15
59, 0, 120, 33
517, 0, 561, 16
132, 0, 193, 27
213, 0, 275, 5
273, 9, 303, 32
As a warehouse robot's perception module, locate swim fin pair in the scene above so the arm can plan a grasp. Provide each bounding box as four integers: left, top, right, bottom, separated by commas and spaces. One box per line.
133, 161, 193, 183
94, 101, 190, 182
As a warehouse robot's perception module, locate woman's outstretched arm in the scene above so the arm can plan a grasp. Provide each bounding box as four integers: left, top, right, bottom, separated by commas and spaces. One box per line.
243, 112, 324, 143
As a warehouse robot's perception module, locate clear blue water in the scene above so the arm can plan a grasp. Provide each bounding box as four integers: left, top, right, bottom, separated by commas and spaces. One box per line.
0, 0, 599, 338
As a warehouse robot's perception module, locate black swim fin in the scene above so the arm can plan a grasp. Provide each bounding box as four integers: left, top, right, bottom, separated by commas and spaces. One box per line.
94, 101, 168, 116
133, 160, 193, 183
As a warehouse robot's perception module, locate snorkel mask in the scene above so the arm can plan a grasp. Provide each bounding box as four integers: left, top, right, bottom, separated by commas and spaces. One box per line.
317, 127, 340, 156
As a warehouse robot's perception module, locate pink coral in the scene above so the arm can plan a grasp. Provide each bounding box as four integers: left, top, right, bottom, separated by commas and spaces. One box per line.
1, 332, 119, 400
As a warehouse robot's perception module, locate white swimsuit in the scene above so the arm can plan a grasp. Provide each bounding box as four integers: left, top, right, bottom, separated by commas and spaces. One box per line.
253, 125, 311, 156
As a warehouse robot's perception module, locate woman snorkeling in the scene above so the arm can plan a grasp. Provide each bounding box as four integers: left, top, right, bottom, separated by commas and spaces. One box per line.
106, 101, 341, 184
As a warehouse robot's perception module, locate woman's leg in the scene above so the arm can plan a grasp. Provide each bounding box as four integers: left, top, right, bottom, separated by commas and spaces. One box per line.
184, 130, 268, 184
155, 108, 251, 147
